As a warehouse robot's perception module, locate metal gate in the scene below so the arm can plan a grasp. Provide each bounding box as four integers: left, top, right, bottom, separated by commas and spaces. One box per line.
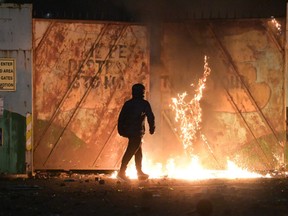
160, 19, 286, 170
33, 20, 149, 170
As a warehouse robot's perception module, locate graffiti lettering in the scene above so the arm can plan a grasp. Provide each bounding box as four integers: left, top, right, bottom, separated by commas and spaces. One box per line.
68, 59, 125, 75
104, 74, 125, 89
89, 44, 128, 60
71, 73, 124, 90
67, 44, 129, 91
68, 57, 126, 90
214, 75, 247, 90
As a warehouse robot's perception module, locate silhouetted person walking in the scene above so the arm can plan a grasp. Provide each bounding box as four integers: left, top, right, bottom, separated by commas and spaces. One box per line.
117, 83, 155, 182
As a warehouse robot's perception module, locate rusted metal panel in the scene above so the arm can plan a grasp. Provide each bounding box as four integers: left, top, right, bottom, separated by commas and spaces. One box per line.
33, 20, 149, 170
160, 19, 285, 170
0, 4, 32, 174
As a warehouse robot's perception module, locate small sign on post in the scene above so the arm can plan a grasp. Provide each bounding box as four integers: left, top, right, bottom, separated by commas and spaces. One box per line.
0, 58, 16, 91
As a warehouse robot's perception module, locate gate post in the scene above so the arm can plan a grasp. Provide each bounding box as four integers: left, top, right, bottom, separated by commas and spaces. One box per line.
285, 2, 288, 169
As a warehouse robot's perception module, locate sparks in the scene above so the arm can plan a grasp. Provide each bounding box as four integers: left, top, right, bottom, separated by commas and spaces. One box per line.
113, 56, 267, 181
170, 56, 211, 154
271, 16, 281, 34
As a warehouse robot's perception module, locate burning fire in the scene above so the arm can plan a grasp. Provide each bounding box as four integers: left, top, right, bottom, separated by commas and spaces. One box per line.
114, 56, 267, 180
117, 156, 264, 180
170, 55, 211, 154
271, 16, 281, 34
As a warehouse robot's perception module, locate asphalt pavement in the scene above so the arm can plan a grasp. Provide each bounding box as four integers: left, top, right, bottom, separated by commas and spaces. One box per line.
1, 172, 288, 216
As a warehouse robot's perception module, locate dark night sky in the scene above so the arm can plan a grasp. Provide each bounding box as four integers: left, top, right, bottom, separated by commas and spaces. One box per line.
1, 0, 287, 21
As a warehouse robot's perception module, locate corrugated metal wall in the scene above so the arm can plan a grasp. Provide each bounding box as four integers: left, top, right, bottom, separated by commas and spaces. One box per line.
159, 19, 286, 170
33, 20, 150, 170
0, 4, 32, 174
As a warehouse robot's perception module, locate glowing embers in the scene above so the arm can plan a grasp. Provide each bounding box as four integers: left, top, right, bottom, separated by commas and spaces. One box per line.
160, 157, 264, 179
114, 156, 264, 180
270, 16, 282, 34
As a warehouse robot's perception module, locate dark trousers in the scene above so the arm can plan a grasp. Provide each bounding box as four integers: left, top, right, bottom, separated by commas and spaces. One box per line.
119, 136, 143, 173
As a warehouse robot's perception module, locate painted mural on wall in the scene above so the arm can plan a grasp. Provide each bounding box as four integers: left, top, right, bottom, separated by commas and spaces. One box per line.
161, 19, 285, 170
33, 20, 149, 170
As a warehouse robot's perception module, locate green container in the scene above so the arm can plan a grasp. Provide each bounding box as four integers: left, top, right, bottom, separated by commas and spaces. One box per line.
0, 110, 26, 174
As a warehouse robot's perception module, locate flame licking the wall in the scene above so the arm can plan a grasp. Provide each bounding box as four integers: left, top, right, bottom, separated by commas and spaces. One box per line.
271, 16, 282, 34
170, 56, 211, 155
115, 56, 266, 180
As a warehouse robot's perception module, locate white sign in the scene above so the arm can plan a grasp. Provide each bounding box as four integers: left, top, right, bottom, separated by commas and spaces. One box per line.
0, 58, 16, 91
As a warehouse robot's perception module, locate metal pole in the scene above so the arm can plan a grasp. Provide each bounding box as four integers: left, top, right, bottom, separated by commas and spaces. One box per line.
285, 3, 288, 168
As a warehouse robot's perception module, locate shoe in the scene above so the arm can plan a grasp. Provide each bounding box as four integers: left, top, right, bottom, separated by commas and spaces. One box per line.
137, 171, 149, 180
117, 172, 130, 182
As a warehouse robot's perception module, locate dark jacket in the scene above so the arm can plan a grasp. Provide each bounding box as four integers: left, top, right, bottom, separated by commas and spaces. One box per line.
118, 97, 155, 138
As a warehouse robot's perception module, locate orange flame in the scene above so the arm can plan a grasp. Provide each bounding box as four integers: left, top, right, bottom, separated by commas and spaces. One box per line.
112, 156, 265, 180
170, 56, 211, 154
114, 56, 267, 180
271, 16, 281, 34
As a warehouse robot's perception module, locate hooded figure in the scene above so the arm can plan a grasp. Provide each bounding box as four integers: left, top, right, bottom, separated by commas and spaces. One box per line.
117, 83, 155, 181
